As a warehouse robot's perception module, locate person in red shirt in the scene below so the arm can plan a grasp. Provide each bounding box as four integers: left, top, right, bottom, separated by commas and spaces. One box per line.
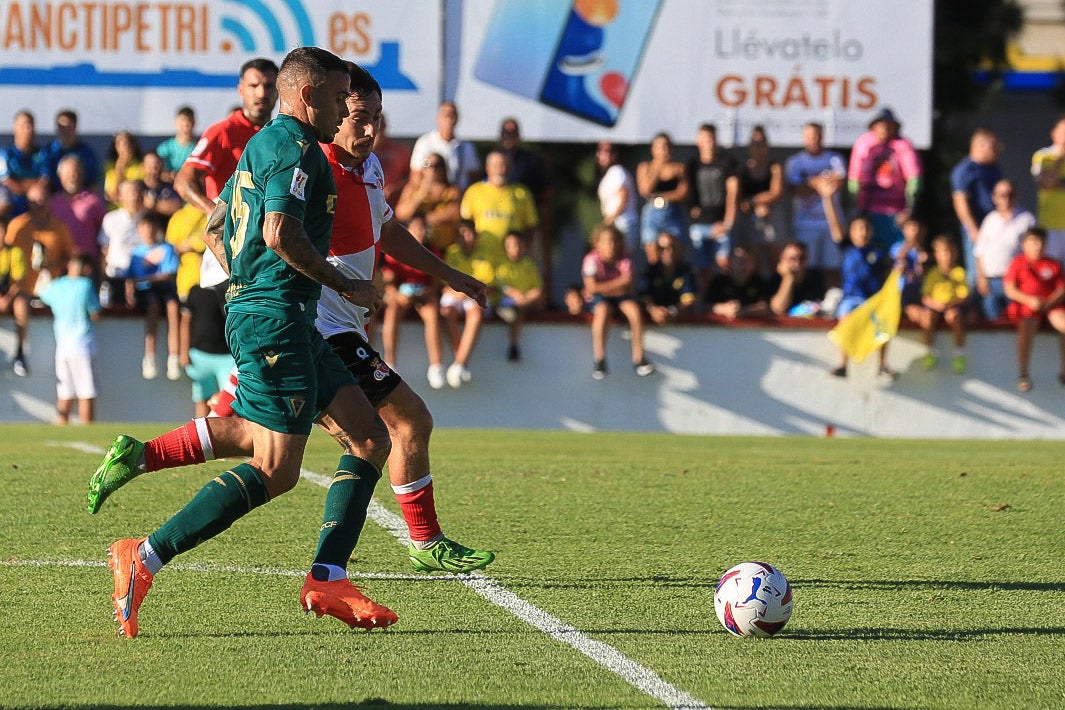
174, 57, 278, 415
1003, 226, 1065, 392
175, 58, 279, 213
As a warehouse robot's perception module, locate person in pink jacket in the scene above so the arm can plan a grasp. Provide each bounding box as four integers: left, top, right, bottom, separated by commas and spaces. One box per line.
848, 107, 923, 252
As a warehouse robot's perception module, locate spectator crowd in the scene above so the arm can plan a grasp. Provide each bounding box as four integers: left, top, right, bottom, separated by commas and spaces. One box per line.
5, 89, 1065, 421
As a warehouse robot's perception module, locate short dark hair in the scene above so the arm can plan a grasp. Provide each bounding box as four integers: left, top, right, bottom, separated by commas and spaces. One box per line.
139, 210, 169, 236
929, 233, 957, 251
698, 123, 717, 136
1026, 226, 1048, 242
55, 109, 78, 125
278, 47, 346, 92
343, 60, 381, 99
240, 57, 279, 78
175, 105, 195, 121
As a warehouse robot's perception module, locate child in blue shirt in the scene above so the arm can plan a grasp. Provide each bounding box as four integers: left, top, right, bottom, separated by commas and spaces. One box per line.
128, 211, 181, 380
39, 254, 100, 423
832, 215, 894, 380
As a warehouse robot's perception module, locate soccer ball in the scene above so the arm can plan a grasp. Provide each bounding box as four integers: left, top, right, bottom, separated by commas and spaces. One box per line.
713, 561, 793, 638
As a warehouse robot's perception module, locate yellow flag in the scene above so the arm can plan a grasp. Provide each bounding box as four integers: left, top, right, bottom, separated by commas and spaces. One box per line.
827, 269, 902, 362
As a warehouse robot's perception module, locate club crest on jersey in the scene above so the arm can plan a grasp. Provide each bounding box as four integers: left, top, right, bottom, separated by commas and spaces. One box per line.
290, 168, 308, 200
374, 361, 390, 381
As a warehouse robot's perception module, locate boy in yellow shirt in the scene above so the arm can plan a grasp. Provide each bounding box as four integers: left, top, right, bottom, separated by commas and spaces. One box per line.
920, 234, 970, 373
493, 231, 543, 361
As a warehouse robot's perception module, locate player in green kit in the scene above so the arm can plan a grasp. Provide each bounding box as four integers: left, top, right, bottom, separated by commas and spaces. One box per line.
102, 46, 395, 638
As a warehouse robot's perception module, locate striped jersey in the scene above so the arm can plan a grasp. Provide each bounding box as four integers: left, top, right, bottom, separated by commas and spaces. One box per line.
315, 146, 393, 339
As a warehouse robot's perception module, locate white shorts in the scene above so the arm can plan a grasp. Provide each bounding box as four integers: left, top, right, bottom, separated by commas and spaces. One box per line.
440, 291, 479, 312
56, 347, 98, 400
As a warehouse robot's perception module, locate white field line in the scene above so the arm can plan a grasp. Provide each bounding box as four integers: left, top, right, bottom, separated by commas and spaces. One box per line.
34, 443, 711, 710
300, 469, 711, 710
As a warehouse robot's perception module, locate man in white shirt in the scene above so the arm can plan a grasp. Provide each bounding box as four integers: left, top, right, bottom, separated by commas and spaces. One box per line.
97, 179, 145, 301
409, 101, 480, 192
596, 141, 638, 250
974, 178, 1036, 319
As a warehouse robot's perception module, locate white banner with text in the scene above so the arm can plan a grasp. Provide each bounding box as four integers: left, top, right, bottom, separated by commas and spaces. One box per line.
455, 0, 933, 147
0, 0, 441, 135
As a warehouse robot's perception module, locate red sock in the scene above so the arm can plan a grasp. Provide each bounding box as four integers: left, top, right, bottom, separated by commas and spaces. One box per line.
144, 420, 210, 472
394, 479, 442, 543
209, 368, 239, 417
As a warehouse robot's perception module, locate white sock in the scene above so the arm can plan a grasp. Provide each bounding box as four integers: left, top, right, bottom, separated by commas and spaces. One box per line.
138, 539, 164, 575
193, 417, 217, 461
411, 534, 444, 550
391, 472, 432, 495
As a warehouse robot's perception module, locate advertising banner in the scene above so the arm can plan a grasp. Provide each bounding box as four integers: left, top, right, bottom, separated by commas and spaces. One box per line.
455, 0, 934, 148
0, 0, 441, 135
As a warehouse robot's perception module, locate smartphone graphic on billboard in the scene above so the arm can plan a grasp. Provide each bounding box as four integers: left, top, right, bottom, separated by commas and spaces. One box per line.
474, 0, 661, 127
539, 0, 662, 126
473, 0, 571, 102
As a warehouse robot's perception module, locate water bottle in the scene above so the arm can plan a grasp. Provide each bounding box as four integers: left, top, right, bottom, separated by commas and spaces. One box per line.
99, 281, 111, 308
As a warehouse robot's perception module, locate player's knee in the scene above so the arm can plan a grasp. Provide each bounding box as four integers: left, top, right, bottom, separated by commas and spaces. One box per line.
255, 463, 301, 498
335, 422, 392, 468
391, 405, 433, 447
361, 428, 393, 468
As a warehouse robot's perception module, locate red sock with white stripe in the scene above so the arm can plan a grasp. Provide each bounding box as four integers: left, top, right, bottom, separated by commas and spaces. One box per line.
392, 474, 442, 547
208, 367, 240, 418
144, 418, 217, 472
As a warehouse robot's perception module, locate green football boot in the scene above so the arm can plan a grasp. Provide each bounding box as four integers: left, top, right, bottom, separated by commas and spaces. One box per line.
87, 435, 146, 514
408, 537, 495, 573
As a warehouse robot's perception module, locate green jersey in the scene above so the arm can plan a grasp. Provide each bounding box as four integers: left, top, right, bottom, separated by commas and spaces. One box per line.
220, 114, 337, 321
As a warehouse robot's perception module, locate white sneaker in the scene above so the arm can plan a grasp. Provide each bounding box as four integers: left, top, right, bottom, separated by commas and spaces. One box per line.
446, 363, 469, 389
142, 356, 157, 380
427, 364, 446, 390
166, 355, 182, 381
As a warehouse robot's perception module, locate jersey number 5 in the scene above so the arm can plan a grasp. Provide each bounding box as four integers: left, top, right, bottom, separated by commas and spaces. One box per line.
228, 170, 256, 259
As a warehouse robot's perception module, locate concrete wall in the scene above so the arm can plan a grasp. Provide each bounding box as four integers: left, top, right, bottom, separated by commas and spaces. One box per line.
2, 316, 1065, 438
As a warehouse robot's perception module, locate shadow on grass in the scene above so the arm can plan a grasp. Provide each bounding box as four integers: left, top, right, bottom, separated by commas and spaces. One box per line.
784, 626, 1065, 641
75, 706, 595, 710
500, 575, 1065, 594
154, 628, 536, 639
793, 578, 1065, 593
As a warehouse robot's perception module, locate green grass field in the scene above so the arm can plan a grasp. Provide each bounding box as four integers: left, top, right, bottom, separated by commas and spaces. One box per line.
2, 423, 1064, 709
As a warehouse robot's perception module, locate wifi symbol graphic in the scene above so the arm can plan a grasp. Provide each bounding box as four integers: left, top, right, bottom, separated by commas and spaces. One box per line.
219, 0, 316, 53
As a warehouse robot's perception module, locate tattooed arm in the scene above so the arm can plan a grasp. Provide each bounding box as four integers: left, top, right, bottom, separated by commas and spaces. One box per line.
263, 211, 381, 312
202, 200, 231, 276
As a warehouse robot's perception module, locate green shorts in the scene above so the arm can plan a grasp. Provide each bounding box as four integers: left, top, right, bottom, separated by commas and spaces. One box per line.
226, 311, 355, 435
